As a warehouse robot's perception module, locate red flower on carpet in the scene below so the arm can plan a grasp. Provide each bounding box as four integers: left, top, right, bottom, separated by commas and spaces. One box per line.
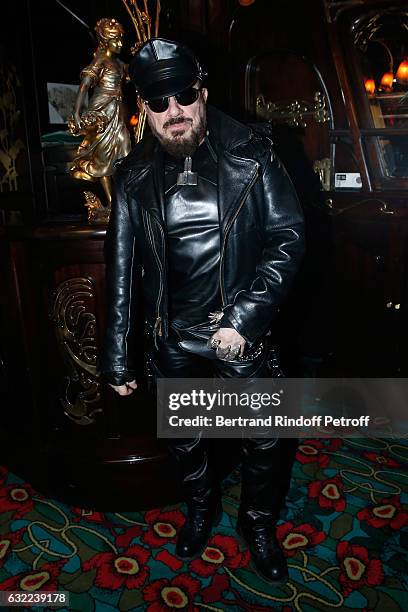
0, 560, 66, 592
326, 439, 344, 452
296, 440, 330, 468
200, 573, 230, 604
142, 509, 185, 548
156, 550, 183, 571
336, 541, 384, 597
0, 527, 27, 568
72, 508, 107, 523
143, 573, 200, 611
189, 534, 250, 578
0, 484, 34, 518
83, 544, 150, 590
357, 495, 408, 530
308, 474, 346, 512
277, 521, 326, 557
116, 525, 143, 548
363, 451, 401, 469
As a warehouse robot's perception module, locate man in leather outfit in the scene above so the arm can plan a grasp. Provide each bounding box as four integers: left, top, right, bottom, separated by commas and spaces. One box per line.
99, 38, 305, 584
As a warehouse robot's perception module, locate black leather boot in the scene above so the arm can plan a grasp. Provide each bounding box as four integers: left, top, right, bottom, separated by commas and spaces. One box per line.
236, 516, 288, 583
237, 437, 298, 583
176, 496, 223, 559
168, 437, 222, 559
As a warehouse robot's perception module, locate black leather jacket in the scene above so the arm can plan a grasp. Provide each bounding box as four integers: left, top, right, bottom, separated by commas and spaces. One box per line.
99, 106, 305, 385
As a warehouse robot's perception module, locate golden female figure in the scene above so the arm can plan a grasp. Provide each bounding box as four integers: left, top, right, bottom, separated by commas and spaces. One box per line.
69, 18, 131, 205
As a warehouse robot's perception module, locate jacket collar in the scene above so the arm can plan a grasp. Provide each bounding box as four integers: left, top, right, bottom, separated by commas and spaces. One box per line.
206, 105, 253, 154
123, 106, 259, 228
206, 107, 259, 232
122, 137, 164, 224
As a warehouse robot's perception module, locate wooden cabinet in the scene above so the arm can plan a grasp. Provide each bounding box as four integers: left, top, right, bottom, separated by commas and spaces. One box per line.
0, 222, 179, 509
219, 0, 408, 375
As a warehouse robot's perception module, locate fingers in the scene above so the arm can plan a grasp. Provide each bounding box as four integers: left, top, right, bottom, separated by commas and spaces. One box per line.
109, 380, 137, 396
216, 343, 230, 360
109, 384, 129, 396
226, 345, 242, 360
216, 343, 243, 361
208, 328, 246, 361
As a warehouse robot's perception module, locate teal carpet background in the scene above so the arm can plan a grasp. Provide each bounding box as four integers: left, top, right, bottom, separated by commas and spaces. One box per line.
0, 437, 407, 611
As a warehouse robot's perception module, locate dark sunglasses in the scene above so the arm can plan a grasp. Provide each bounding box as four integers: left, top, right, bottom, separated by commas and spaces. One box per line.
145, 86, 202, 113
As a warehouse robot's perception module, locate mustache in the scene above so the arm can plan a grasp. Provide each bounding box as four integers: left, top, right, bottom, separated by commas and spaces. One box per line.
163, 116, 192, 129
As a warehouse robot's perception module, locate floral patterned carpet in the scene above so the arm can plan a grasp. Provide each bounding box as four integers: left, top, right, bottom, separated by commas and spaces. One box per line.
0, 437, 407, 611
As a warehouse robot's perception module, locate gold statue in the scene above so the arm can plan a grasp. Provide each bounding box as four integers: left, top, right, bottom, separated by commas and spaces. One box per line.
83, 191, 110, 223
69, 18, 131, 206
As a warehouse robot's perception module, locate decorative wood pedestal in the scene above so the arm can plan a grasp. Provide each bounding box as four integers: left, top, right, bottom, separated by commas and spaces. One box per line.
0, 220, 181, 510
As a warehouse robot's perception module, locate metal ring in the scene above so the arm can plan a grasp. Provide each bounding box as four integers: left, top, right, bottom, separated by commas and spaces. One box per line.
210, 337, 220, 349
228, 346, 241, 360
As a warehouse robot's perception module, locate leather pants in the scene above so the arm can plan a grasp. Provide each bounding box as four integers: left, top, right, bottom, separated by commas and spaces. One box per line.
151, 334, 297, 525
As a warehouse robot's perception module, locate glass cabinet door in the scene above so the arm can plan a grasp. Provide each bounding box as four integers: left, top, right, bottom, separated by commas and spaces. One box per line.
347, 7, 408, 189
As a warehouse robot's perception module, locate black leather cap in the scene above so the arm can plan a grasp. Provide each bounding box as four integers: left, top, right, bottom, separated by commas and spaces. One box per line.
129, 38, 205, 100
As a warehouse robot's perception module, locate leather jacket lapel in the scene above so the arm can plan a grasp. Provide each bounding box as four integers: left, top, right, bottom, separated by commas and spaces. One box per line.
207, 106, 259, 232
125, 148, 165, 226
218, 151, 259, 233
127, 148, 259, 233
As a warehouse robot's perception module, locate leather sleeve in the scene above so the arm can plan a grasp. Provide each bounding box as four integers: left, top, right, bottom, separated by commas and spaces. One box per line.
222, 153, 305, 345
98, 170, 141, 386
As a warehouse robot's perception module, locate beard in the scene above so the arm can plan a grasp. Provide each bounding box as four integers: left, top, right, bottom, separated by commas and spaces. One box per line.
149, 113, 207, 158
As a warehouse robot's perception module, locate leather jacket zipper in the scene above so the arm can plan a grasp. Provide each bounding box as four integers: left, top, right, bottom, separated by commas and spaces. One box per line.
219, 163, 259, 306
145, 211, 165, 346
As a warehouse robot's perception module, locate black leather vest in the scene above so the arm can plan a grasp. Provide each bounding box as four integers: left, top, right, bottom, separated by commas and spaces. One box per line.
164, 137, 221, 328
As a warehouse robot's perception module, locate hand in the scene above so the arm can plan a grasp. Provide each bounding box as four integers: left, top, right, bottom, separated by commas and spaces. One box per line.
109, 380, 137, 396
68, 113, 83, 136
207, 328, 246, 361
74, 112, 82, 130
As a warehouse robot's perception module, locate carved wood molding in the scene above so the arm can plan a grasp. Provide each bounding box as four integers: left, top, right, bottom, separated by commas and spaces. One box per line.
256, 91, 330, 127
50, 277, 102, 426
